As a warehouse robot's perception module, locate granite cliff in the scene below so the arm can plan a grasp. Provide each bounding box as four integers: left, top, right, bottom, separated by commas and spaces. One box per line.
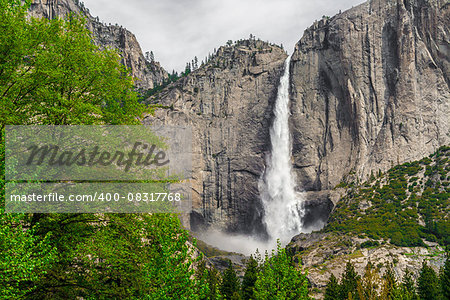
28, 0, 167, 90
147, 0, 449, 236
145, 39, 287, 235
290, 0, 449, 197
29, 0, 449, 238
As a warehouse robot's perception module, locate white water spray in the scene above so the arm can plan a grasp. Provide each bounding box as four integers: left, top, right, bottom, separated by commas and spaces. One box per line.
199, 56, 305, 256
259, 55, 304, 245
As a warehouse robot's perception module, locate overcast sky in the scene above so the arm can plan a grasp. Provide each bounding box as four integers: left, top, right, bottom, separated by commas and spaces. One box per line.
82, 0, 363, 72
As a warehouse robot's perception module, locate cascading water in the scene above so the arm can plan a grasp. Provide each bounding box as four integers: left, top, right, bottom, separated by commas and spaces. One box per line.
259, 55, 304, 245
199, 55, 305, 255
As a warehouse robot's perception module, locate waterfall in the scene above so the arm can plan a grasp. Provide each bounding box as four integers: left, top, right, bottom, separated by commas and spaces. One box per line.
199, 56, 305, 255
259, 55, 304, 245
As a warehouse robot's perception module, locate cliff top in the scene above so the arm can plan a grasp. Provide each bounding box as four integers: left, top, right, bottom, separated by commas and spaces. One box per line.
144, 38, 287, 103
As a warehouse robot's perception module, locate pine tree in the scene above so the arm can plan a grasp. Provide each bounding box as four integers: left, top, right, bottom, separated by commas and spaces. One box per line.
220, 261, 241, 300
417, 262, 439, 300
254, 241, 309, 299
197, 262, 220, 300
380, 264, 397, 300
357, 262, 380, 300
184, 62, 191, 76
340, 262, 361, 300
402, 269, 416, 293
194, 56, 198, 70
207, 267, 221, 299
441, 251, 450, 300
150, 50, 154, 62
324, 273, 340, 300
370, 171, 376, 182
399, 269, 418, 300
241, 256, 258, 300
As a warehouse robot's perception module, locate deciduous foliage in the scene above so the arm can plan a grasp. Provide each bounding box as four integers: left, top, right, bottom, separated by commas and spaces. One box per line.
0, 0, 143, 128
0, 210, 56, 298
0, 1, 207, 298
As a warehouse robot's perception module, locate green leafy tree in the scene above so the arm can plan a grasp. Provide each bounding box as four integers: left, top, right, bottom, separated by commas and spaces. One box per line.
241, 255, 259, 300
26, 213, 207, 299
324, 273, 340, 300
0, 210, 56, 298
220, 260, 241, 300
0, 1, 209, 299
417, 262, 439, 300
0, 0, 143, 129
140, 214, 208, 299
254, 241, 309, 300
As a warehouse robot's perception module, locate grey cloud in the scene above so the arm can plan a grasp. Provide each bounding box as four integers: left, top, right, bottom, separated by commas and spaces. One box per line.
83, 0, 363, 72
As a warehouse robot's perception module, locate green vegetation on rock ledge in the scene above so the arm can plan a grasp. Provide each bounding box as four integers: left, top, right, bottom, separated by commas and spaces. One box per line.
325, 255, 450, 300
326, 146, 450, 247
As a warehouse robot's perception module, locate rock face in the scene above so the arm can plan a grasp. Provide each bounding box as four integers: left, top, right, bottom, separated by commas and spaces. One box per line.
32, 0, 448, 237
144, 40, 287, 235
28, 0, 167, 90
288, 233, 446, 299
290, 0, 449, 196
146, 0, 449, 235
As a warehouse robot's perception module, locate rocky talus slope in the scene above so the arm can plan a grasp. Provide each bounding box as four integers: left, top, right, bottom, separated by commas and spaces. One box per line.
28, 0, 167, 90
289, 232, 446, 299
288, 146, 449, 298
290, 0, 449, 199
145, 40, 287, 235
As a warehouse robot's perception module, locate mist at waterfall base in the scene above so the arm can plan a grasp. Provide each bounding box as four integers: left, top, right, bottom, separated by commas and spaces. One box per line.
197, 56, 310, 256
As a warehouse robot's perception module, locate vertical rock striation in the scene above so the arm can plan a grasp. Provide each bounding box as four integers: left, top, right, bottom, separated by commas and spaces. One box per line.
146, 0, 449, 234
290, 0, 449, 198
145, 40, 287, 234
28, 0, 167, 90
